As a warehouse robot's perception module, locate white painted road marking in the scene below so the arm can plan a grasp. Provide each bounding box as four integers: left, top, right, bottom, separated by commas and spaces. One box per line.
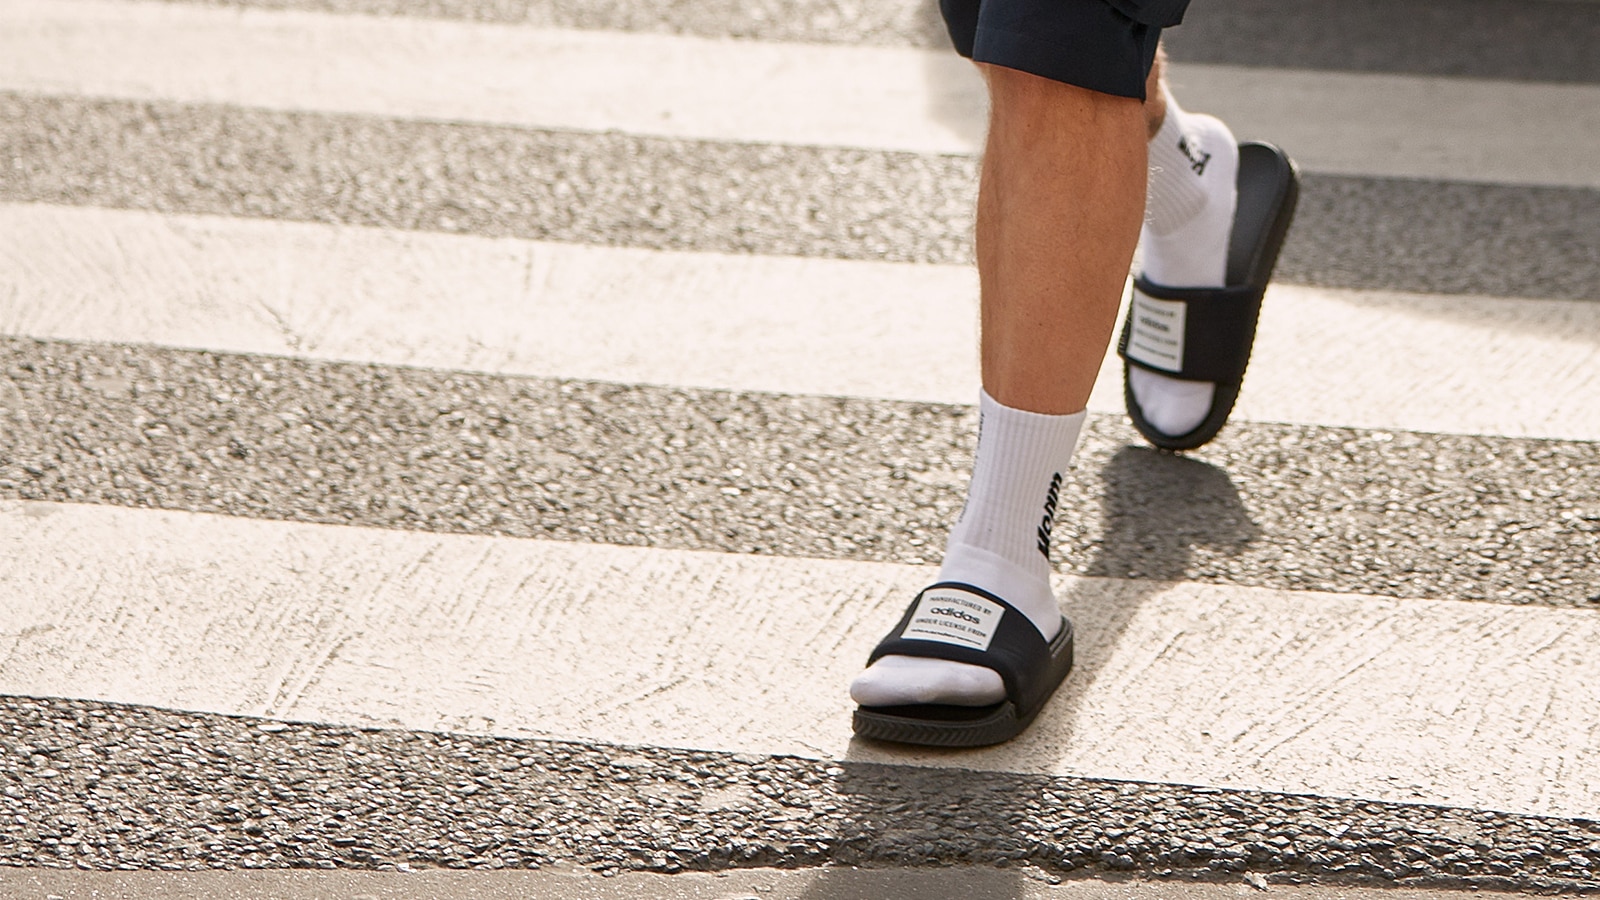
5, 202, 1600, 440
0, 0, 986, 154
6, 0, 1600, 847
4, 0, 1600, 187
0, 866, 1507, 900
1165, 63, 1600, 189
4, 499, 1599, 820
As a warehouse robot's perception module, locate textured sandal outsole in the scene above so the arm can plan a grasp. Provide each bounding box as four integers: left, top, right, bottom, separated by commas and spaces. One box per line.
852, 614, 1074, 748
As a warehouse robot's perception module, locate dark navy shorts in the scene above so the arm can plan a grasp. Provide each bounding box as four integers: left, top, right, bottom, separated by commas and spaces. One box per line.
939, 0, 1191, 99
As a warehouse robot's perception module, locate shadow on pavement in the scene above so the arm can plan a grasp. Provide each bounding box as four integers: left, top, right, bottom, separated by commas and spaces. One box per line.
791, 862, 1034, 900
1043, 443, 1260, 716
816, 444, 1256, 890
1086, 443, 1260, 583
791, 759, 1039, 900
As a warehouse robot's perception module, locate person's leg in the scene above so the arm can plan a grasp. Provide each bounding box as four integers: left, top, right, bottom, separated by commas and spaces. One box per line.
1127, 49, 1242, 436
977, 64, 1149, 416
851, 64, 1148, 708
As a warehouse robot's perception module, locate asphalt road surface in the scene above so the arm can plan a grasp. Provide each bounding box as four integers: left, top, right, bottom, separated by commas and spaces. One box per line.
2, 0, 1599, 897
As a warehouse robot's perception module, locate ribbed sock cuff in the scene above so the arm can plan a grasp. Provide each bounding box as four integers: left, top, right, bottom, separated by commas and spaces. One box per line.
948, 389, 1085, 576
1145, 92, 1211, 237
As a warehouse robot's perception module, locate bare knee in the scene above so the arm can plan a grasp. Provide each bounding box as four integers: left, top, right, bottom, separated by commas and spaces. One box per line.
978, 62, 1145, 148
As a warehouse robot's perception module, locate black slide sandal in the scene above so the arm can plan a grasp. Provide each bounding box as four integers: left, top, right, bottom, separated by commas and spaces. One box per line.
852, 582, 1074, 748
1118, 141, 1301, 451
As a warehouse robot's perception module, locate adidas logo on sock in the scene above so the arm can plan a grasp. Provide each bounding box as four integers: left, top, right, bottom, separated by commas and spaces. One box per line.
1177, 135, 1211, 175
1036, 472, 1063, 558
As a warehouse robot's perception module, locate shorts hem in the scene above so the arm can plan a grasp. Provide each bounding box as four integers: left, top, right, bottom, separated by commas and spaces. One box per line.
972, 25, 1152, 100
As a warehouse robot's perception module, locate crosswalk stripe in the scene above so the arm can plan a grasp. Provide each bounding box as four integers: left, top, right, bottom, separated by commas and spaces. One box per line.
11, 92, 1598, 302
4, 497, 1599, 821
6, 0, 1600, 187
132, 0, 956, 49
98, 0, 1600, 93
8, 337, 1597, 610
6, 0, 1600, 878
0, 867, 1541, 900
7, 202, 1600, 440
3, 0, 986, 154
1167, 62, 1600, 188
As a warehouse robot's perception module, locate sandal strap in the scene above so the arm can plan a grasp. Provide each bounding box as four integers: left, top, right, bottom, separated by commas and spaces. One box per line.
1117, 276, 1263, 383
867, 583, 1054, 715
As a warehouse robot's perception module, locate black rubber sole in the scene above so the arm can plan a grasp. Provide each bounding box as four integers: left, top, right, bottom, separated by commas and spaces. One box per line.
1125, 141, 1301, 452
851, 619, 1075, 748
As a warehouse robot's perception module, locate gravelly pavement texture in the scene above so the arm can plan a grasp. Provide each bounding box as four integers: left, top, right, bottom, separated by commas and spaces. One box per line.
5, 93, 1598, 301
1157, 0, 1600, 84
3, 697, 1599, 891
3, 339, 1597, 608
0, 93, 976, 277
178, 0, 1600, 85
7, 3, 1600, 896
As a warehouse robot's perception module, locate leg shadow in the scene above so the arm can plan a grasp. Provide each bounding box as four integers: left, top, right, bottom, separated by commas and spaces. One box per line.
1088, 443, 1258, 582
790, 760, 1038, 900
813, 444, 1258, 889
1064, 443, 1260, 687
789, 861, 1031, 900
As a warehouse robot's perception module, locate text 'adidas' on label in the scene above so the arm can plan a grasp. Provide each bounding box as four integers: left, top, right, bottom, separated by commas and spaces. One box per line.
902, 587, 1005, 652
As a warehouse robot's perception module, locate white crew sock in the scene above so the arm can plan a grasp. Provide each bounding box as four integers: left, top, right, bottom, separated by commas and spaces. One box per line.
850, 390, 1084, 707
1128, 88, 1239, 437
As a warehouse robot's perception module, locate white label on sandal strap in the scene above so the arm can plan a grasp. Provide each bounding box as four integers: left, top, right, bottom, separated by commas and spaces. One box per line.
1125, 287, 1186, 373
901, 587, 1005, 652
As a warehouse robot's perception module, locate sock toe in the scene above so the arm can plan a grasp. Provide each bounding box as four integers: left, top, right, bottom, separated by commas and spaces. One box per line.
1128, 366, 1216, 437
849, 655, 1006, 707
